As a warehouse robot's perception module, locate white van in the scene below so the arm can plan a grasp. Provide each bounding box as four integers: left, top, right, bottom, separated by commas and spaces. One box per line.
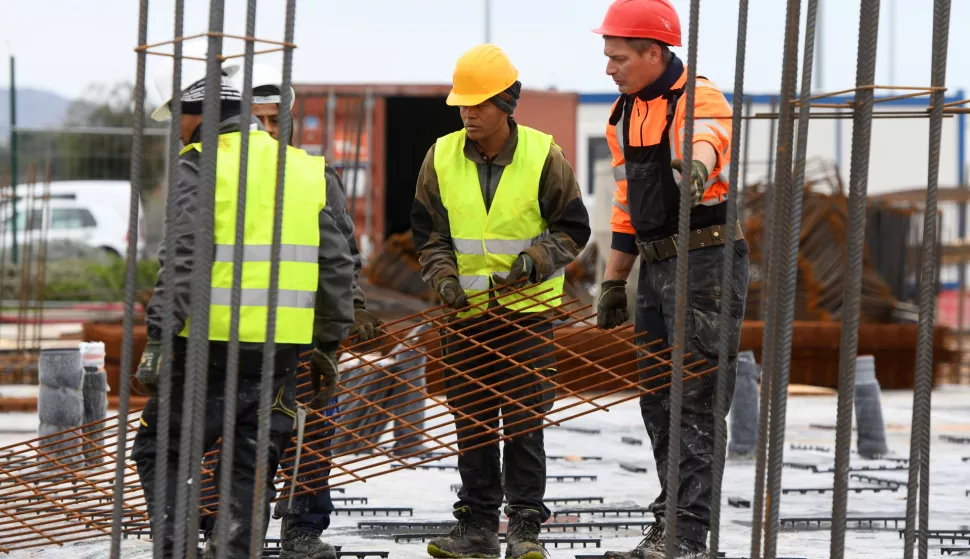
0, 180, 146, 259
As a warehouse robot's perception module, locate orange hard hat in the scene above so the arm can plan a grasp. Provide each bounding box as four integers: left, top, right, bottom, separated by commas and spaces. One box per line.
447, 44, 520, 107
592, 0, 682, 47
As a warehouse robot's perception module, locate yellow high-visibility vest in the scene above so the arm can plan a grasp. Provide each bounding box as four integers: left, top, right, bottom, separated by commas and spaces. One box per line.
178, 129, 326, 343
435, 125, 564, 318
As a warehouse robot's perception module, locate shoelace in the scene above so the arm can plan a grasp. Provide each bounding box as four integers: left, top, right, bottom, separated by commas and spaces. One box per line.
450, 520, 469, 538
509, 521, 541, 543
636, 523, 664, 550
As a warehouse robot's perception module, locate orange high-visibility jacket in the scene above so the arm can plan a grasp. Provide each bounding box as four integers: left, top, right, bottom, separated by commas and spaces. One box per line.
606, 59, 732, 249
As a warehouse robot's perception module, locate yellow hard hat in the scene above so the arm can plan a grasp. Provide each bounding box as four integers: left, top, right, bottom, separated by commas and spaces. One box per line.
446, 44, 520, 107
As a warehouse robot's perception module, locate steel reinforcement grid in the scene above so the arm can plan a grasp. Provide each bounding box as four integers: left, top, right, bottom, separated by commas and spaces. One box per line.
0, 1, 957, 559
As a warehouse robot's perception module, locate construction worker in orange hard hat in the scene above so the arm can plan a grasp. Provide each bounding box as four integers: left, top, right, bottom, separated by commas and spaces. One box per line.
593, 1, 750, 558
411, 44, 590, 559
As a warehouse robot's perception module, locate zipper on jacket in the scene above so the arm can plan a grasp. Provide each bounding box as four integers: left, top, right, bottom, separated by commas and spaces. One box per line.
484, 161, 494, 213
638, 100, 648, 146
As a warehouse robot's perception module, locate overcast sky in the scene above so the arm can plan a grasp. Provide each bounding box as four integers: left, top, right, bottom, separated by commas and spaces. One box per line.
0, 0, 968, 103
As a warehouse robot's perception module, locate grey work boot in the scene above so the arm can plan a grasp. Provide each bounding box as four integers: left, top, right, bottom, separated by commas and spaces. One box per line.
641, 536, 706, 559
280, 528, 338, 559
505, 509, 547, 559
602, 521, 664, 559
201, 539, 216, 559
427, 506, 501, 559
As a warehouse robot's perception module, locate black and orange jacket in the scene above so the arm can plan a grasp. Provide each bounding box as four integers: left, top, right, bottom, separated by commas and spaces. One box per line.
606, 56, 732, 253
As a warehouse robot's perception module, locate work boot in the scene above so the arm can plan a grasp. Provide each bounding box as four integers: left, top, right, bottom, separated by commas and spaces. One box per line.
427, 506, 501, 559
201, 539, 216, 559
280, 528, 338, 559
640, 536, 706, 559
602, 521, 664, 559
505, 509, 547, 559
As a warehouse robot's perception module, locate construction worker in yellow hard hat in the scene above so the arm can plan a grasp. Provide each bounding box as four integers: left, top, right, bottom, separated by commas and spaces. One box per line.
411, 44, 591, 559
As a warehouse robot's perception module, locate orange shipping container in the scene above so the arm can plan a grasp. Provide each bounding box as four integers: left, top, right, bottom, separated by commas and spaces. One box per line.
293, 84, 578, 255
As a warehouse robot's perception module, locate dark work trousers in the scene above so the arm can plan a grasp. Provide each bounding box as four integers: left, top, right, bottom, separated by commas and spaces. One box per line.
273, 343, 337, 537
634, 241, 749, 545
441, 313, 556, 532
132, 338, 299, 558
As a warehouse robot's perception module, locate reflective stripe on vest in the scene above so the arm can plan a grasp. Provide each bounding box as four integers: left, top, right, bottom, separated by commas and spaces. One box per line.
178, 130, 327, 343
435, 125, 564, 318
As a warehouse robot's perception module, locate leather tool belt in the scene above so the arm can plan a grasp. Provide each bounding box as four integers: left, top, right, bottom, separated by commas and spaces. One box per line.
636, 222, 744, 264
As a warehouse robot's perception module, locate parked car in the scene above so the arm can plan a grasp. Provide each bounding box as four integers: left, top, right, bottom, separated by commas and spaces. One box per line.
0, 180, 146, 259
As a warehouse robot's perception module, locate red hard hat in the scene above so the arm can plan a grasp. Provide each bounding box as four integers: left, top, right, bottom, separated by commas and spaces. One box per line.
592, 0, 682, 47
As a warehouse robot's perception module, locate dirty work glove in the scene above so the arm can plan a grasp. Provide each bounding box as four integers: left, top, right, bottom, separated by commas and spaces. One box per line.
670, 158, 710, 207
437, 276, 468, 310
597, 280, 629, 329
350, 306, 384, 342
492, 253, 535, 291
309, 349, 339, 409
135, 338, 163, 397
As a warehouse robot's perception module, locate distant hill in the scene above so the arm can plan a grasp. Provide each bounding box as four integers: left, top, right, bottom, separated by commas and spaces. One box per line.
0, 88, 71, 138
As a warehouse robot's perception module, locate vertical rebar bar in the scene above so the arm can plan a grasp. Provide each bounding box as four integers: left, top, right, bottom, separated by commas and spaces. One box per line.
708, 0, 749, 556
830, 0, 881, 557
152, 2, 183, 557
174, 2, 225, 557
741, 96, 753, 216
8, 56, 18, 266
765, 1, 818, 558
213, 1, 257, 557
108, 2, 148, 557
760, 3, 804, 557
904, 3, 950, 558
760, 96, 779, 321
663, 0, 700, 555
249, 0, 296, 555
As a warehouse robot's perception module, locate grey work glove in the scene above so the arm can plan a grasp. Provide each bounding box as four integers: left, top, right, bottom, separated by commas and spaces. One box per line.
437, 276, 468, 310
135, 338, 163, 397
491, 253, 535, 292
309, 349, 339, 410
350, 306, 384, 342
670, 158, 710, 207
597, 280, 629, 329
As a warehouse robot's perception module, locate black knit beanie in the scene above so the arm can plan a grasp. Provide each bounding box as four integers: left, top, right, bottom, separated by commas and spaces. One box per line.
490, 80, 522, 114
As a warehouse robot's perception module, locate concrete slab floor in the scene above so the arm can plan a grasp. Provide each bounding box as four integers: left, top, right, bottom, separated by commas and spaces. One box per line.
0, 388, 968, 558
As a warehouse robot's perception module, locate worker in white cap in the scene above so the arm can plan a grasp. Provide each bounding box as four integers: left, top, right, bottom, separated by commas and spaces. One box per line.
132, 58, 355, 559
221, 61, 431, 559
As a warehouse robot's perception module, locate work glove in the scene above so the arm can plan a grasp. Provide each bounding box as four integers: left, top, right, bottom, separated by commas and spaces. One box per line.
491, 253, 535, 292
135, 338, 163, 397
597, 280, 629, 329
437, 276, 468, 310
350, 306, 384, 342
670, 158, 710, 208
309, 349, 339, 410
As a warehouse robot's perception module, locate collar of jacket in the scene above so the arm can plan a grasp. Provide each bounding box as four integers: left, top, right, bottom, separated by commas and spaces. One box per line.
634, 55, 685, 102
187, 114, 264, 145
463, 117, 518, 167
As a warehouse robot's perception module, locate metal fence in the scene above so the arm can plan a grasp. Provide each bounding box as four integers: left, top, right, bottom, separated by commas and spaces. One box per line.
0, 1, 962, 559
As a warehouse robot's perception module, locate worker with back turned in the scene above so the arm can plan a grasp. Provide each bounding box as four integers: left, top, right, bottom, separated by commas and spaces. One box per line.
592, 1, 750, 558
411, 44, 591, 559
132, 63, 354, 559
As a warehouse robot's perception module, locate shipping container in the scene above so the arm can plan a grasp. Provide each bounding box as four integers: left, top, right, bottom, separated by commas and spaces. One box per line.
293, 84, 578, 259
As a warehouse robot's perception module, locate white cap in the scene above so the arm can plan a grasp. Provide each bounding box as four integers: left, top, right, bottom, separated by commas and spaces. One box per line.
223, 61, 296, 111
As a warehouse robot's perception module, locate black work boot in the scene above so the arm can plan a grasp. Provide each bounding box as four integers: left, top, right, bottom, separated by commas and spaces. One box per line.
427, 506, 501, 559
641, 535, 706, 559
505, 509, 547, 559
602, 520, 664, 559
280, 528, 338, 559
